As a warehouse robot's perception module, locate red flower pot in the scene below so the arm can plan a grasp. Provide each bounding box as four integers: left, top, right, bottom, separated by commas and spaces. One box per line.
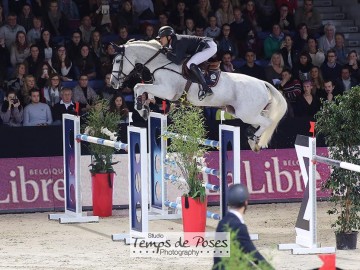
91, 173, 114, 217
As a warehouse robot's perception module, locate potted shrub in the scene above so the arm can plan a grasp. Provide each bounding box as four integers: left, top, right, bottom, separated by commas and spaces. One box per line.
83, 99, 120, 217
165, 102, 208, 233
315, 85, 360, 249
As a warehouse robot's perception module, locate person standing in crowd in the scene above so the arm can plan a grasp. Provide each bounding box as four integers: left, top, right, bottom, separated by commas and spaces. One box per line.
294, 80, 320, 119
0, 89, 23, 126
23, 88, 52, 126
213, 183, 273, 269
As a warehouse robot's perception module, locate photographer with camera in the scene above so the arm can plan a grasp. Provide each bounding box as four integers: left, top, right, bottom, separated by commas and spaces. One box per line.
0, 89, 24, 127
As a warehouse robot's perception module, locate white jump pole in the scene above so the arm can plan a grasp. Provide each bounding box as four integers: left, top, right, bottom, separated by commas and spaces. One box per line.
278, 135, 336, 254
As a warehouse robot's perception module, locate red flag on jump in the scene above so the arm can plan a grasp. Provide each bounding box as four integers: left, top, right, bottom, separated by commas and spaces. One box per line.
309, 121, 315, 137
75, 102, 80, 116
162, 100, 166, 114
319, 254, 336, 270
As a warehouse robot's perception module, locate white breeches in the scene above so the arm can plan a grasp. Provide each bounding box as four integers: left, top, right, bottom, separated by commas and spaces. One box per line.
186, 40, 217, 68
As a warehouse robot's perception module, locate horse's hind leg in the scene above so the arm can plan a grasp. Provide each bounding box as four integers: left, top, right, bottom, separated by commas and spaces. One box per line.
247, 115, 272, 152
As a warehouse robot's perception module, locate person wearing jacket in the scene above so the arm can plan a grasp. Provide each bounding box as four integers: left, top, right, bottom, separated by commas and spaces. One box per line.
156, 25, 217, 101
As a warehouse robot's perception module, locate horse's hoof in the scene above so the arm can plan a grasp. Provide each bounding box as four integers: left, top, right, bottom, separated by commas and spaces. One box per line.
248, 138, 261, 153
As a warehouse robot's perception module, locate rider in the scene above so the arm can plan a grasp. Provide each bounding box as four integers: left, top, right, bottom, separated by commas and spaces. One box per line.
156, 25, 217, 100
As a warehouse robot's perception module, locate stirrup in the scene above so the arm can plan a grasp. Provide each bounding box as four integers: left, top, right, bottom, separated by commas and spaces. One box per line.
198, 88, 213, 101
136, 96, 143, 110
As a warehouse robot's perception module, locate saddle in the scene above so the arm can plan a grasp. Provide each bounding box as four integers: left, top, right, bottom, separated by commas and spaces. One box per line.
182, 59, 221, 88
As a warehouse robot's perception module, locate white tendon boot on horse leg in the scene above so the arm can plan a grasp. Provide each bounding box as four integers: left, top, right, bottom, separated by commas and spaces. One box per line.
247, 115, 272, 152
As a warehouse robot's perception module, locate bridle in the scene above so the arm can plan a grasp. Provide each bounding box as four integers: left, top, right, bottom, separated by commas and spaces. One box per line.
111, 44, 182, 86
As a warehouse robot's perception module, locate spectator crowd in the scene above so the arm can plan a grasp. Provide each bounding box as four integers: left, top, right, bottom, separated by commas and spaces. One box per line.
0, 0, 359, 127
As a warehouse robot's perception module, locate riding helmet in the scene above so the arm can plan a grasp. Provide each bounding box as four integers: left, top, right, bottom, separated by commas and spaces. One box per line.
227, 184, 249, 207
157, 26, 175, 39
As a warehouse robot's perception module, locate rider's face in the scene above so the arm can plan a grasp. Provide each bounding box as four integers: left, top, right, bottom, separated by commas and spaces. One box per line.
159, 36, 169, 46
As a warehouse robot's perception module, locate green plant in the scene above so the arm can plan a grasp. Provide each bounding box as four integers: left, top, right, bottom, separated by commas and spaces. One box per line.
165, 102, 208, 202
315, 85, 360, 233
83, 99, 120, 174
214, 226, 273, 270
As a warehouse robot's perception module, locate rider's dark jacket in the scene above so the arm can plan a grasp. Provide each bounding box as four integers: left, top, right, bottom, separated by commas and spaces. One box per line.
165, 34, 212, 65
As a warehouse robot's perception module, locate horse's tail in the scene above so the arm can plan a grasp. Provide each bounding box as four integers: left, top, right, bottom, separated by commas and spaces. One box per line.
257, 81, 288, 149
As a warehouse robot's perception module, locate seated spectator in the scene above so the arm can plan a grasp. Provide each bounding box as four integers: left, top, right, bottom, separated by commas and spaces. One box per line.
310, 66, 325, 96
169, 1, 189, 34
0, 13, 26, 49
194, 25, 205, 37
238, 49, 266, 80
264, 24, 284, 59
216, 23, 238, 60
238, 29, 263, 59
26, 17, 43, 45
132, 0, 155, 20
307, 36, 325, 67
293, 23, 308, 52
89, 30, 105, 60
23, 88, 53, 126
275, 4, 295, 35
321, 49, 342, 81
275, 0, 298, 15
243, 0, 263, 32
294, 80, 320, 119
59, 0, 80, 20
278, 67, 302, 114
101, 73, 119, 100
317, 79, 340, 102
346, 50, 360, 81
230, 7, 252, 43
204, 15, 221, 39
182, 17, 195, 35
317, 23, 336, 54
52, 87, 76, 125
333, 33, 349, 66
44, 0, 70, 37
0, 89, 24, 126
37, 29, 55, 62
292, 51, 313, 82
24, 44, 44, 77
280, 34, 299, 70
91, 1, 113, 35
31, 0, 48, 18
50, 45, 73, 81
73, 44, 97, 80
265, 52, 284, 85
78, 16, 95, 44
99, 43, 116, 79
154, 0, 175, 17
20, 75, 38, 106
7, 63, 27, 95
42, 73, 62, 108
66, 30, 84, 61
17, 3, 34, 32
192, 0, 212, 28
114, 25, 130, 46
8, 0, 27, 16
157, 12, 170, 30
335, 66, 358, 94
36, 62, 54, 89
215, 0, 233, 27
294, 0, 322, 37
220, 51, 235, 72
109, 92, 129, 124
115, 0, 138, 34
143, 24, 156, 41
72, 74, 98, 114
10, 31, 30, 67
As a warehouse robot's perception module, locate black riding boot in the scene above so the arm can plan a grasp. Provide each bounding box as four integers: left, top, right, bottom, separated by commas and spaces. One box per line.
190, 64, 213, 100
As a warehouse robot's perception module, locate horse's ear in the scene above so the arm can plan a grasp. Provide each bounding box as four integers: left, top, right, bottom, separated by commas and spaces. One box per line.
111, 42, 125, 55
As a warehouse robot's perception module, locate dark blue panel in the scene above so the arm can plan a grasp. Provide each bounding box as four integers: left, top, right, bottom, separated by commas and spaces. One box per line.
64, 118, 76, 212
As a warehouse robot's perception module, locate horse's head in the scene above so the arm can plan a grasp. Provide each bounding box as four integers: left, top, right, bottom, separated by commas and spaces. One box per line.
110, 44, 134, 89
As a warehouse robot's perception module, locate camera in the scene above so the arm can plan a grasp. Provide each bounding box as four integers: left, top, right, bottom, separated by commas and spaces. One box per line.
12, 98, 19, 104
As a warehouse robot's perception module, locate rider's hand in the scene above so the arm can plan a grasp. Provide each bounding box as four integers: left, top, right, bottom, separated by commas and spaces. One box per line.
160, 47, 168, 54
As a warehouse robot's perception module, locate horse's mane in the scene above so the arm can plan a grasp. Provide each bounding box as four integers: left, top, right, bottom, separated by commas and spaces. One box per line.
125, 39, 162, 51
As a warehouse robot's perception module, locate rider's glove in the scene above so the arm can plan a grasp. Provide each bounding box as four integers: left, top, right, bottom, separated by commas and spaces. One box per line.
160, 47, 169, 54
